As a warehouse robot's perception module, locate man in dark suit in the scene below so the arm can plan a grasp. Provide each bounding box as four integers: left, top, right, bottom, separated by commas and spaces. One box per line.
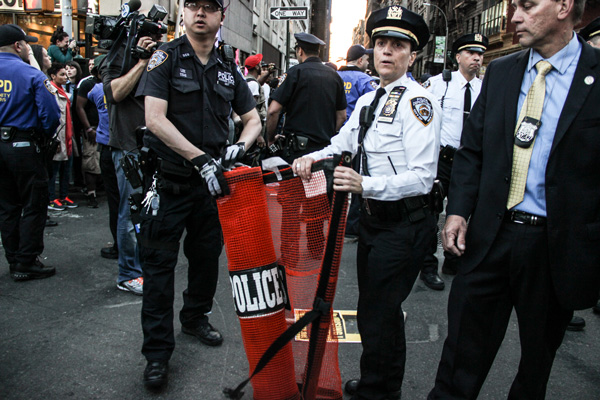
429, 0, 600, 398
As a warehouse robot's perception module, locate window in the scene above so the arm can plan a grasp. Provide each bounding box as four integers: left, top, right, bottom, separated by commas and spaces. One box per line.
481, 0, 506, 36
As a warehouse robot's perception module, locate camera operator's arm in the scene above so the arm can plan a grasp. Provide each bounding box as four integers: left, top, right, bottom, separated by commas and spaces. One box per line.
257, 66, 272, 86
266, 100, 283, 145
105, 36, 156, 104
145, 96, 207, 161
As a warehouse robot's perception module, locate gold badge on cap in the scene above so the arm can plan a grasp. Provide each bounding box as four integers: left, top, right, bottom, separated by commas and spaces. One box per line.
387, 6, 403, 20
475, 33, 483, 42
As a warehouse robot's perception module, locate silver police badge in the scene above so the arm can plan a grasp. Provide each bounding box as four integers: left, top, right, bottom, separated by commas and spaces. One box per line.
387, 6, 403, 20
147, 50, 168, 72
516, 121, 537, 144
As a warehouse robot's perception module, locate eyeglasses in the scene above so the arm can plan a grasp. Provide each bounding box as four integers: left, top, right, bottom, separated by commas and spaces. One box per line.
184, 2, 222, 13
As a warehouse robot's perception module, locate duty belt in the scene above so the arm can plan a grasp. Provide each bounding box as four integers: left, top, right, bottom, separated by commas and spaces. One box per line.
1, 127, 36, 142
505, 210, 546, 226
439, 145, 457, 163
362, 195, 430, 223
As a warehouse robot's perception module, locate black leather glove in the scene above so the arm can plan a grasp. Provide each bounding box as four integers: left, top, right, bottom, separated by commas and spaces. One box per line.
221, 142, 245, 169
191, 154, 230, 198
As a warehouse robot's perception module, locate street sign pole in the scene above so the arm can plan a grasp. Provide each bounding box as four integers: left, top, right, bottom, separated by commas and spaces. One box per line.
270, 7, 309, 71
286, 20, 291, 70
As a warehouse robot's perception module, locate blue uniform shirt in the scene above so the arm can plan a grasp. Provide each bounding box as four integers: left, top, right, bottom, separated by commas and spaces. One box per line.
0, 53, 60, 136
515, 33, 581, 217
88, 82, 110, 146
338, 66, 377, 121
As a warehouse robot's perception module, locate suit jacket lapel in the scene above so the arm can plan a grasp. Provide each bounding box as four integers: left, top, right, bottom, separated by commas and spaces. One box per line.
505, 51, 530, 160
551, 39, 599, 155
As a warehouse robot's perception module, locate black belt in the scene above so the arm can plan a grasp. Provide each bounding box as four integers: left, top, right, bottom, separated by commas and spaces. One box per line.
440, 145, 457, 162
362, 195, 430, 222
505, 210, 546, 226
1, 127, 36, 142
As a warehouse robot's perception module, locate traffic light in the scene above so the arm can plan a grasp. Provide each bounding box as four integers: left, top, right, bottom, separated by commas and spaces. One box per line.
23, 0, 54, 12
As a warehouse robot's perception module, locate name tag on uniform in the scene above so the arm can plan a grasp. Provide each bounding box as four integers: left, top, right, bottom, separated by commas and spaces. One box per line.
515, 116, 541, 148
378, 86, 406, 124
13, 141, 30, 147
176, 68, 192, 79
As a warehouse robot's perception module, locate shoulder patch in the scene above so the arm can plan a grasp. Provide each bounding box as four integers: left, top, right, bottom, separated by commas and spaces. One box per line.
278, 73, 287, 87
369, 80, 378, 89
422, 79, 431, 89
147, 50, 168, 72
410, 97, 434, 126
44, 79, 56, 94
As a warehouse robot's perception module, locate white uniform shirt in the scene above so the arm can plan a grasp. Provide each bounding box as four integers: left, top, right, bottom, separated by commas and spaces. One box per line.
425, 70, 481, 149
309, 74, 441, 201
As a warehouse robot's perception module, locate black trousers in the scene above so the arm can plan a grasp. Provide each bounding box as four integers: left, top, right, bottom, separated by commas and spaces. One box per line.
355, 210, 435, 399
139, 179, 222, 361
99, 144, 119, 246
0, 140, 48, 265
429, 221, 573, 400
422, 151, 455, 274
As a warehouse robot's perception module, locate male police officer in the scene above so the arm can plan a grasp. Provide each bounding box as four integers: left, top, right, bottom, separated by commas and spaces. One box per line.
338, 44, 377, 121
135, 0, 261, 388
420, 33, 488, 290
0, 24, 60, 281
581, 16, 600, 48
266, 32, 347, 161
295, 6, 441, 399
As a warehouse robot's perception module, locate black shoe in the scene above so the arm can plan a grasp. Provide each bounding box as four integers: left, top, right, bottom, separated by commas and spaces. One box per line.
143, 360, 168, 389
420, 271, 445, 290
100, 246, 118, 260
45, 216, 58, 227
593, 301, 600, 315
10, 259, 56, 281
182, 322, 223, 346
345, 379, 359, 395
441, 258, 458, 275
567, 316, 585, 331
87, 193, 99, 208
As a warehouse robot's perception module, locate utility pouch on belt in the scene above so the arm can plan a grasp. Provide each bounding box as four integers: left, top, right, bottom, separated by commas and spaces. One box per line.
1, 127, 15, 142
157, 159, 193, 195
295, 135, 309, 151
429, 179, 445, 214
139, 146, 158, 178
403, 196, 427, 222
120, 154, 144, 189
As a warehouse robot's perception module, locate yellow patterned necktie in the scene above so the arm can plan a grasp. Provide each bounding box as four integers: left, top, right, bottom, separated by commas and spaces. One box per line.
506, 60, 553, 210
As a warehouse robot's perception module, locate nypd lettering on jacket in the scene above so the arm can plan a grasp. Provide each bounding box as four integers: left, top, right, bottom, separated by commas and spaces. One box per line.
229, 263, 289, 318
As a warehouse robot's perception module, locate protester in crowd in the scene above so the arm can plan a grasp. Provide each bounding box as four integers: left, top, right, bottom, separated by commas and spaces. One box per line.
244, 53, 268, 148
47, 27, 75, 63
428, 0, 600, 398
0, 24, 61, 280
47, 63, 78, 211
30, 44, 51, 74
66, 60, 85, 188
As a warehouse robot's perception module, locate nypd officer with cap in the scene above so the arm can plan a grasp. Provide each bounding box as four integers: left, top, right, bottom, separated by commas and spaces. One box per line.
420, 33, 488, 290
295, 6, 441, 399
580, 16, 600, 48
0, 24, 60, 281
338, 44, 377, 121
266, 32, 347, 161
135, 0, 261, 388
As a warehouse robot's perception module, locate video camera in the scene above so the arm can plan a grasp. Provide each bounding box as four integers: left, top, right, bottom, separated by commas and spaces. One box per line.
85, 0, 167, 72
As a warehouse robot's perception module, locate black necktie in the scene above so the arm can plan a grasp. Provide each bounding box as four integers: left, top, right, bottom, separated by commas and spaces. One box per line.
463, 82, 471, 126
357, 88, 387, 175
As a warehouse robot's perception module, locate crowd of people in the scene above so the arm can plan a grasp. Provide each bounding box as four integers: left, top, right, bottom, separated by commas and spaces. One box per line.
1, 0, 600, 398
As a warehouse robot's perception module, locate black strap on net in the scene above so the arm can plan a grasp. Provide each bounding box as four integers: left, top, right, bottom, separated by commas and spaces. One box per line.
223, 151, 352, 400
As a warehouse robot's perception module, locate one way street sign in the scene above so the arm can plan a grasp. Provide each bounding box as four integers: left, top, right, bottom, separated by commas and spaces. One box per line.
270, 6, 309, 20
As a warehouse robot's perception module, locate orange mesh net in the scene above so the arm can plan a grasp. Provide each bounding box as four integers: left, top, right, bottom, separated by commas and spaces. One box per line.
219, 156, 349, 400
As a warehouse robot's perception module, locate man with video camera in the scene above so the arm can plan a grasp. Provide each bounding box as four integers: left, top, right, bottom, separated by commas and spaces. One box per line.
99, 13, 163, 297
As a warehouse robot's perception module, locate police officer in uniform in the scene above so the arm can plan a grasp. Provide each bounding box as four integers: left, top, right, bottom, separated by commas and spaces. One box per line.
580, 16, 600, 48
294, 7, 441, 399
338, 44, 377, 121
135, 0, 261, 389
420, 33, 487, 290
0, 24, 60, 281
266, 32, 347, 162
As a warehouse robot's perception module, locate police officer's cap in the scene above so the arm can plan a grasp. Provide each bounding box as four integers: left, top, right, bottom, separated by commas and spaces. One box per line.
580, 17, 600, 42
294, 32, 325, 53
452, 33, 488, 54
0, 24, 38, 47
347, 44, 373, 61
365, 6, 429, 51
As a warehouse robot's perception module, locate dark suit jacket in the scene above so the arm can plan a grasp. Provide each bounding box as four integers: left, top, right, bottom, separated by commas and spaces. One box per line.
448, 36, 600, 310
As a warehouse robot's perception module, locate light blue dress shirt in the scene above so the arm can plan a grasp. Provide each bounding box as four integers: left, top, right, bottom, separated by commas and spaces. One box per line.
514, 33, 581, 217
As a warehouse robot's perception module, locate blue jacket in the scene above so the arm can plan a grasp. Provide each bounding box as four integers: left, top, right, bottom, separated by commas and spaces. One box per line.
338, 65, 377, 121
0, 53, 60, 136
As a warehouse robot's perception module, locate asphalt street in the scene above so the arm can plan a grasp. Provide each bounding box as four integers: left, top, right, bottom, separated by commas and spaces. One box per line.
1, 190, 598, 400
